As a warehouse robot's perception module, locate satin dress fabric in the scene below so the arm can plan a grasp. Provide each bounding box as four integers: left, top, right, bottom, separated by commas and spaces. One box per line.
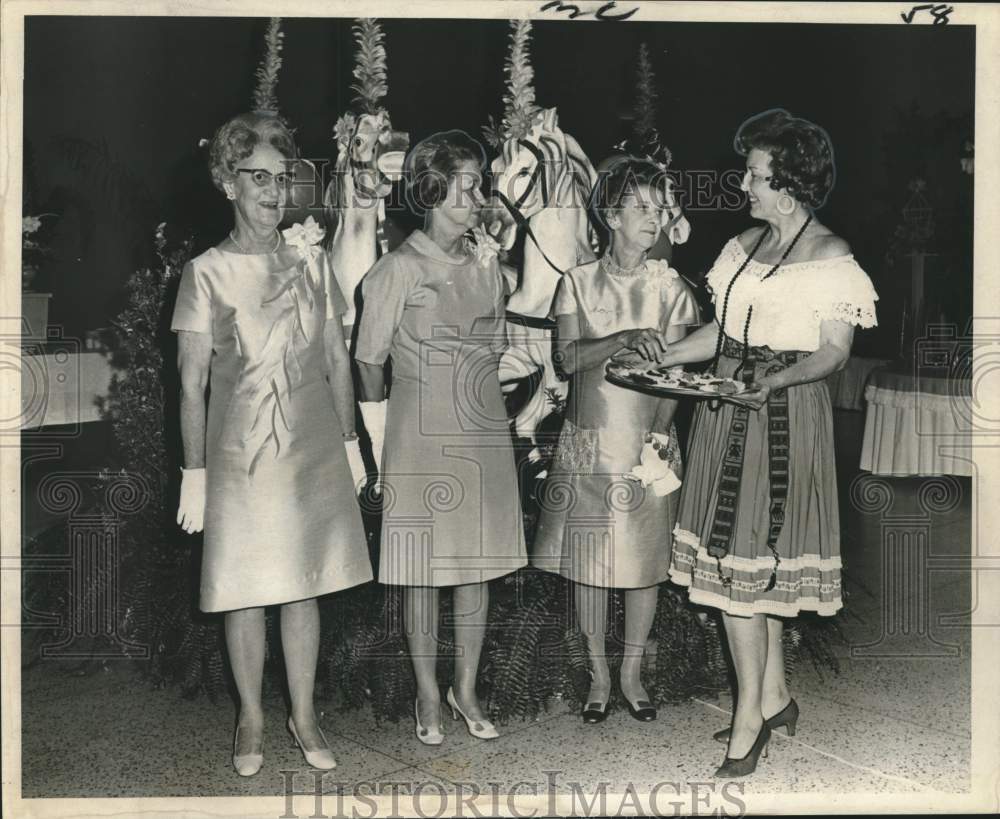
532, 258, 700, 589
171, 245, 372, 612
354, 229, 527, 587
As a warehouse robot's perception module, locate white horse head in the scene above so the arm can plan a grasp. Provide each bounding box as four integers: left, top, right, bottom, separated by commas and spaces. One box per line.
485, 108, 597, 261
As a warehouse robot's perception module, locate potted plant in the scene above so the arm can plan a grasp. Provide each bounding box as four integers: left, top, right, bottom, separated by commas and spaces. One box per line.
21, 212, 57, 343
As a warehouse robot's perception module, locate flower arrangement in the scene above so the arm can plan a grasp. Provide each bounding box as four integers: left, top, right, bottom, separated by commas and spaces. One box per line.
21, 212, 58, 291
252, 18, 284, 115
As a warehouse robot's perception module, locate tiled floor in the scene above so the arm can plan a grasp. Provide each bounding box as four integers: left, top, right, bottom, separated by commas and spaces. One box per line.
16, 412, 974, 803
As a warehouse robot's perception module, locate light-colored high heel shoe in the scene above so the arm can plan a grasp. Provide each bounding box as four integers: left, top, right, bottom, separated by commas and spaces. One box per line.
287, 716, 337, 770
446, 687, 499, 740
232, 724, 264, 777
414, 699, 444, 745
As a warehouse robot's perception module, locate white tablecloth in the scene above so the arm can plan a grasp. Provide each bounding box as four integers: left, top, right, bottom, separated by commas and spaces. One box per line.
20, 350, 115, 429
827, 356, 892, 410
860, 369, 973, 476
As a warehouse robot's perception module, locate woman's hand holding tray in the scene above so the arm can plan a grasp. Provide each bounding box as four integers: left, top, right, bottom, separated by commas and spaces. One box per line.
605, 361, 750, 399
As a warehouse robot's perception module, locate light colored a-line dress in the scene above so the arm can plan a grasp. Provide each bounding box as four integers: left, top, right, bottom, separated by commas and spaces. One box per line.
668, 236, 878, 617
532, 258, 700, 588
354, 229, 527, 587
171, 244, 373, 612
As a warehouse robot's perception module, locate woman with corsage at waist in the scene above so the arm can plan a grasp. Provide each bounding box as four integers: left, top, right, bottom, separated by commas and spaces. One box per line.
532, 156, 700, 726
172, 112, 372, 777
662, 109, 878, 777
354, 130, 526, 747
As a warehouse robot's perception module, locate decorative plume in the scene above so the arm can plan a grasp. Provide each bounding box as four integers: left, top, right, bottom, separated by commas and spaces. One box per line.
350, 18, 389, 115
619, 43, 672, 169
252, 18, 284, 115
483, 19, 540, 147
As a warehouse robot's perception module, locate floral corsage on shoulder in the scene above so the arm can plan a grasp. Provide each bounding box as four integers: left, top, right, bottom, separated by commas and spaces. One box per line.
644, 258, 681, 281
282, 216, 326, 290
464, 225, 501, 268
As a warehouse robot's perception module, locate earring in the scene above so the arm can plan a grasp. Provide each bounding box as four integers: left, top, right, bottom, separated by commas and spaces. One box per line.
226, 191, 236, 201
776, 194, 796, 215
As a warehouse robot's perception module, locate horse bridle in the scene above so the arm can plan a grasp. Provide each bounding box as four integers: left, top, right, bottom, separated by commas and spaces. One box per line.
489, 138, 569, 279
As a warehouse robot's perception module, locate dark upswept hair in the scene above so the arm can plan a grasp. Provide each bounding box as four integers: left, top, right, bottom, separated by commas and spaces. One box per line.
734, 108, 835, 209
208, 112, 298, 193
403, 129, 486, 213
589, 155, 671, 233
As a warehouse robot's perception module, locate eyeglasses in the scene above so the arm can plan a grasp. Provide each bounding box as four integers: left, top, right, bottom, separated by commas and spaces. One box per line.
236, 168, 296, 188
744, 169, 773, 183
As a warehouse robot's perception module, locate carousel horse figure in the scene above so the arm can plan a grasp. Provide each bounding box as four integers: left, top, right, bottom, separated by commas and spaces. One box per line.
485, 107, 598, 445
324, 110, 409, 328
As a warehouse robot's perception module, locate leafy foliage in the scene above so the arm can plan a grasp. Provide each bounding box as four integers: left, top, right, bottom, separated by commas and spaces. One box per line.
496, 20, 541, 143
252, 18, 284, 115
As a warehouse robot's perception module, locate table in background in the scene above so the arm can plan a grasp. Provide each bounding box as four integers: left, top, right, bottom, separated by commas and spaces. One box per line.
20, 346, 116, 430
860, 367, 973, 476
827, 356, 892, 411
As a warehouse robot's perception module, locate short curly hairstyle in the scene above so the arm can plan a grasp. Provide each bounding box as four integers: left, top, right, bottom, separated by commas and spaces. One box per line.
208, 112, 298, 193
589, 155, 672, 233
734, 108, 835, 209
404, 130, 486, 213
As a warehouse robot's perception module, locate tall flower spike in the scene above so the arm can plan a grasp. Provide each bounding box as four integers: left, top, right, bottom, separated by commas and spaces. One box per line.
628, 42, 672, 169
500, 20, 541, 142
350, 18, 389, 115
252, 18, 284, 115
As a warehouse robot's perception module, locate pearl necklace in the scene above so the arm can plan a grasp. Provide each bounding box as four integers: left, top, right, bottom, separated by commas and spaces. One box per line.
229, 229, 281, 255
600, 251, 647, 277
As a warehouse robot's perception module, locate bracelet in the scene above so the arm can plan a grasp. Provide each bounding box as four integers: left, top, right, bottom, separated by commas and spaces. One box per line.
342, 432, 359, 441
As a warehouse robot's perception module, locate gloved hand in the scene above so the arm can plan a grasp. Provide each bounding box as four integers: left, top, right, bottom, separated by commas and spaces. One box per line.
344, 437, 366, 493
177, 467, 206, 534
625, 433, 682, 497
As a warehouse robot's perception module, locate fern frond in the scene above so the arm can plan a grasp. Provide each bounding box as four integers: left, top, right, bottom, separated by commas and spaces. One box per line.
633, 42, 658, 146
351, 18, 389, 114
252, 18, 284, 114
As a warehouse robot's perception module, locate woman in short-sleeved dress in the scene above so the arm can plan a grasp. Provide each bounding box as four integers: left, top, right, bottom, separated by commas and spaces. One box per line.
662, 110, 878, 777
172, 112, 371, 777
355, 131, 526, 745
532, 157, 700, 724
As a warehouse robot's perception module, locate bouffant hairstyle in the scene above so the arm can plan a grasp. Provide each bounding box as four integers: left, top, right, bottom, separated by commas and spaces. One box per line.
734, 108, 835, 209
404, 130, 486, 213
590, 156, 670, 233
208, 112, 298, 193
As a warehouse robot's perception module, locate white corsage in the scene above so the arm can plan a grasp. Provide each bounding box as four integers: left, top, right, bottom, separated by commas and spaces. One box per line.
283, 216, 325, 260
466, 225, 501, 268
625, 432, 682, 497
645, 259, 680, 281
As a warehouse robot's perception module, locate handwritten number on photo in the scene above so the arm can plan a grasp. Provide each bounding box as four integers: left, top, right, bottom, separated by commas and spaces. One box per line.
901, 4, 954, 25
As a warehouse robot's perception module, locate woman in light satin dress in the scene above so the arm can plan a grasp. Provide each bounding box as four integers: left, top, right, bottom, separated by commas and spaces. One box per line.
355, 131, 526, 746
172, 112, 372, 777
532, 157, 699, 724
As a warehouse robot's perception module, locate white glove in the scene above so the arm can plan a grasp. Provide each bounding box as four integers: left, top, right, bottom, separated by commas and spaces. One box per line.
177, 467, 206, 534
625, 433, 682, 497
344, 438, 366, 493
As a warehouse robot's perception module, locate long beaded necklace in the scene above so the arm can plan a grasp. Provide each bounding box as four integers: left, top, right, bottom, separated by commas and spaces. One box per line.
229, 229, 281, 255
709, 213, 813, 379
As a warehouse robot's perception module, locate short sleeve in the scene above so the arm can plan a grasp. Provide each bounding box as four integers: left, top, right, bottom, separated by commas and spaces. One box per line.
319, 252, 349, 321
354, 254, 410, 366
663, 278, 701, 328
171, 260, 212, 334
551, 271, 582, 343
812, 261, 879, 329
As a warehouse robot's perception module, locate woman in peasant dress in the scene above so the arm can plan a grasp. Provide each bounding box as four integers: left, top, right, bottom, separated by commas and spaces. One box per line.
354, 131, 526, 745
172, 113, 372, 776
662, 110, 878, 777
533, 157, 700, 725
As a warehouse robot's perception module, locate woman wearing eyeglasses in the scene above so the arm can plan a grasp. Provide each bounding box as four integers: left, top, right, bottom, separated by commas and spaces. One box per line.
171, 112, 372, 777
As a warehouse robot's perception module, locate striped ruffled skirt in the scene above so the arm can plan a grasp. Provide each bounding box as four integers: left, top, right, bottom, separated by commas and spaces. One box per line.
669, 351, 843, 617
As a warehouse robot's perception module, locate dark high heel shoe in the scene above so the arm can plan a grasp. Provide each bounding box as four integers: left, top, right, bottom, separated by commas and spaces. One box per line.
581, 698, 609, 724
623, 696, 657, 722
713, 698, 798, 743
714, 723, 771, 778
